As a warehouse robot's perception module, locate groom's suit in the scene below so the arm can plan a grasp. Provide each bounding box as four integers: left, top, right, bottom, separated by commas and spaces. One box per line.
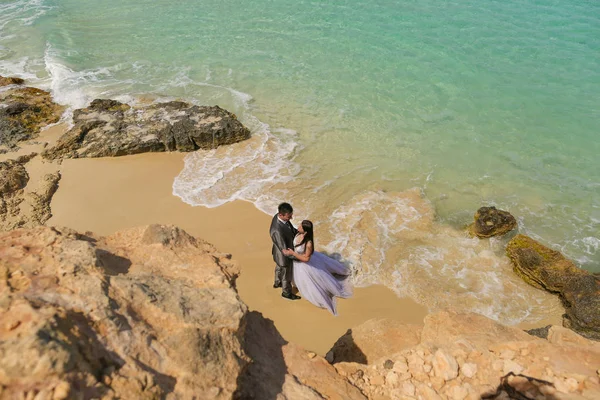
270, 214, 297, 295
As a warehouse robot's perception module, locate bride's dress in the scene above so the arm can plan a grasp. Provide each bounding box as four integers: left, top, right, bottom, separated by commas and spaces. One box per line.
293, 234, 352, 315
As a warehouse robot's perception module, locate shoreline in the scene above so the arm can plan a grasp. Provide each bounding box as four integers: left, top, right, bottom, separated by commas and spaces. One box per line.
4, 121, 562, 355
46, 141, 429, 355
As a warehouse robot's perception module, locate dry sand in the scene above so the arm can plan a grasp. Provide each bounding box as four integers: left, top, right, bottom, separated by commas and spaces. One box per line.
47, 149, 428, 355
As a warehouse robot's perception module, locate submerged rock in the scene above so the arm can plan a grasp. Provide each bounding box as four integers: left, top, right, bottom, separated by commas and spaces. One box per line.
0, 75, 25, 87
507, 234, 600, 340
43, 99, 251, 159
468, 206, 517, 238
0, 85, 64, 149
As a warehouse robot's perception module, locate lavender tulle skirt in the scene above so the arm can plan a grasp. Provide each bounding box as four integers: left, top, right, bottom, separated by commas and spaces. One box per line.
293, 251, 353, 316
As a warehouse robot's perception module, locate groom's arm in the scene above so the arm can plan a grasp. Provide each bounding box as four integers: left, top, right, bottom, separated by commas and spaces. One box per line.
271, 230, 295, 259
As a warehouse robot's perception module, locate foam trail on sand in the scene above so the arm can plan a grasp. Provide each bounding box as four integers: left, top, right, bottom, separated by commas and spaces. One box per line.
172, 121, 301, 213
314, 188, 562, 326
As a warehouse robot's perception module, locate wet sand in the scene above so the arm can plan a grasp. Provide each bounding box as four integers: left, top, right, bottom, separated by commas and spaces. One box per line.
48, 150, 428, 355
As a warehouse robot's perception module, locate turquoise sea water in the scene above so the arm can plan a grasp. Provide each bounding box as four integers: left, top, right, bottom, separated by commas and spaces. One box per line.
1, 0, 598, 321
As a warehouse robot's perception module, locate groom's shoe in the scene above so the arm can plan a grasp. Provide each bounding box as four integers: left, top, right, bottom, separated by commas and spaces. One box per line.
273, 282, 282, 289
282, 292, 301, 300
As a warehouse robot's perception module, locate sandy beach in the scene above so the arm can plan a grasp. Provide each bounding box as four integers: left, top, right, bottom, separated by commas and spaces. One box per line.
45, 139, 428, 355
3, 122, 562, 355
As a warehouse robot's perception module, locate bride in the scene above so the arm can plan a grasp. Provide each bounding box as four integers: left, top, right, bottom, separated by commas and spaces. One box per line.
282, 220, 352, 315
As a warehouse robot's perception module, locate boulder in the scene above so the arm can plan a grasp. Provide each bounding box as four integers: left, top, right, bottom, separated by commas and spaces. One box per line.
468, 206, 517, 238
43, 99, 251, 159
0, 158, 29, 194
507, 234, 600, 340
0, 86, 64, 148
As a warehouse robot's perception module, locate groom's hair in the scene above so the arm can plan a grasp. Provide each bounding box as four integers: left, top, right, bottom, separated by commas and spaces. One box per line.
278, 202, 293, 215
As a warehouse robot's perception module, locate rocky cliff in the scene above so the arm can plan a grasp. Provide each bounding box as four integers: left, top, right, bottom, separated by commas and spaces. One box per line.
0, 225, 366, 400
1, 225, 599, 400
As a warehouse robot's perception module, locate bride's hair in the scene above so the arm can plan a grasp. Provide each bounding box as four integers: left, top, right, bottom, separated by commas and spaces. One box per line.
298, 220, 314, 247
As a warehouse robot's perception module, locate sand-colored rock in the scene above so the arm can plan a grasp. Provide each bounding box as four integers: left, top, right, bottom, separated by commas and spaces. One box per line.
420, 311, 534, 349
331, 311, 600, 399
468, 206, 517, 238
432, 349, 459, 381
0, 224, 374, 399
0, 154, 61, 231
506, 234, 600, 340
43, 99, 251, 159
0, 225, 247, 399
326, 318, 422, 364
0, 157, 29, 194
235, 310, 366, 399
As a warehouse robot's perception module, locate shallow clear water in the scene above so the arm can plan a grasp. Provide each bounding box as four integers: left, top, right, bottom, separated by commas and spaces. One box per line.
1, 0, 598, 322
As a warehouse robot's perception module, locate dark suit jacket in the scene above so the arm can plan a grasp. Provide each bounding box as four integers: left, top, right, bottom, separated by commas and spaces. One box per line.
270, 214, 297, 267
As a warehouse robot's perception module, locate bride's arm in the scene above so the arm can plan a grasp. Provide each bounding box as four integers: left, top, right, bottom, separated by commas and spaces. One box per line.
289, 241, 314, 263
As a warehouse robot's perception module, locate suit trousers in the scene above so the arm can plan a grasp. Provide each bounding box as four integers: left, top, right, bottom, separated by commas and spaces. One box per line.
274, 263, 293, 295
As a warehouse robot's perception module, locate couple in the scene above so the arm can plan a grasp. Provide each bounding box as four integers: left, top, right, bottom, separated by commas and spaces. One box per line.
269, 202, 352, 316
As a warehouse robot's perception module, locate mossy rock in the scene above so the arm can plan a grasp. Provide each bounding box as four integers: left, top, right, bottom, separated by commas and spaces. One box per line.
0, 75, 24, 87
0, 87, 64, 148
507, 234, 600, 340
468, 206, 517, 238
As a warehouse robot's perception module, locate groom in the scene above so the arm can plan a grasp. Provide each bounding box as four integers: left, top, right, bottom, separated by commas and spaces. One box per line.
269, 202, 301, 300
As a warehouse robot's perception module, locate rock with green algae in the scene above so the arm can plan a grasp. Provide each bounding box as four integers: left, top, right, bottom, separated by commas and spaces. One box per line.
468, 206, 517, 238
0, 83, 65, 148
0, 75, 25, 86
507, 234, 600, 340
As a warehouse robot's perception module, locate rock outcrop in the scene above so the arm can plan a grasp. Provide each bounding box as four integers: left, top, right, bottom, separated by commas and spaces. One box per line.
0, 81, 64, 149
0, 154, 61, 231
0, 225, 248, 399
326, 319, 422, 365
0, 225, 373, 399
468, 206, 517, 238
331, 311, 600, 399
506, 234, 600, 341
43, 99, 251, 159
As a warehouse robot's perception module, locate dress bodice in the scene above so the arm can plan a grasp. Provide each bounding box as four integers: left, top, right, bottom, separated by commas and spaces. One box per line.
294, 234, 307, 255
